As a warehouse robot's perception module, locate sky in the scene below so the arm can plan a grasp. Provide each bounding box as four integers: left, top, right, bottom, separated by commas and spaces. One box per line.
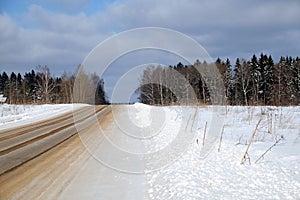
0, 0, 299, 102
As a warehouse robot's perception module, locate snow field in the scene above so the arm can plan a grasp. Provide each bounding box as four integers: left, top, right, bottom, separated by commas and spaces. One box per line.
146, 105, 300, 199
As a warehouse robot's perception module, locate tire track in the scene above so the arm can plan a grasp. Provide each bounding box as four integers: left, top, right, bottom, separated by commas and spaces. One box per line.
0, 106, 106, 155
0, 106, 89, 140
0, 105, 110, 176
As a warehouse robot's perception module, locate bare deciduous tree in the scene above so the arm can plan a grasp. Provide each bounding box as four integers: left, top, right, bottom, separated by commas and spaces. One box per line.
36, 65, 56, 103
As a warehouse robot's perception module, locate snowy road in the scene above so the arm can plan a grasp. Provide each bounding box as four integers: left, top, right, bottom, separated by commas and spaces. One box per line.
0, 105, 112, 199
0, 105, 109, 176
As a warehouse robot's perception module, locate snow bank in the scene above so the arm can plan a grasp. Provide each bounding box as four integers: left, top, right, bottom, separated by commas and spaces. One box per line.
131, 103, 152, 127
0, 104, 82, 130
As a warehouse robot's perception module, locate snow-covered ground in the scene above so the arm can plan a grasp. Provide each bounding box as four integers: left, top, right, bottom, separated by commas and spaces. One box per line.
0, 103, 299, 199
146, 105, 300, 199
0, 104, 81, 130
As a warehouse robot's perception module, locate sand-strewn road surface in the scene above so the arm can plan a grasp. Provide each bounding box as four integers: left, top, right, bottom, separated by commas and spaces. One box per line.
0, 105, 115, 199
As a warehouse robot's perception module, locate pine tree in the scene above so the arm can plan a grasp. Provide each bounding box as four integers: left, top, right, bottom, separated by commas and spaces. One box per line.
259, 54, 274, 105
249, 54, 260, 105
16, 73, 23, 104
234, 58, 242, 105
273, 57, 286, 105
9, 72, 17, 104
266, 55, 275, 105
285, 56, 296, 105
292, 57, 300, 105
95, 78, 107, 105
23, 70, 38, 103
224, 58, 234, 105
1, 72, 9, 101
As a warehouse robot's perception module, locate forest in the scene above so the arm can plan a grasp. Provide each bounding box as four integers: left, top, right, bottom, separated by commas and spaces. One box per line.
0, 53, 299, 106
139, 53, 300, 106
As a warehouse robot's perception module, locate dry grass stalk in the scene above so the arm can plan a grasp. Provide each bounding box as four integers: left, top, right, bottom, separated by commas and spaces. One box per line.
240, 118, 262, 165
255, 136, 283, 164
218, 125, 225, 152
202, 121, 208, 147
191, 108, 198, 131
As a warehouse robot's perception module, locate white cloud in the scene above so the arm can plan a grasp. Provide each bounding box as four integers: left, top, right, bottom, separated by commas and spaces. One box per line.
0, 7, 111, 74
0, 13, 19, 40
99, 0, 300, 61
104, 0, 299, 30
0, 0, 299, 75
26, 5, 106, 35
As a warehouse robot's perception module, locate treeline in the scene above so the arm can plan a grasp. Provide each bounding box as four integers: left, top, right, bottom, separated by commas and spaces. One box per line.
0, 65, 108, 104
139, 54, 300, 106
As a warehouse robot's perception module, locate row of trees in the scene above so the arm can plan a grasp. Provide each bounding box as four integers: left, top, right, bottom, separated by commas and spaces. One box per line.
139, 54, 300, 106
0, 65, 107, 104
1, 53, 299, 106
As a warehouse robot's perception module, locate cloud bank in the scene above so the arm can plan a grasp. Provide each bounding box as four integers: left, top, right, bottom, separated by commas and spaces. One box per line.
0, 0, 299, 75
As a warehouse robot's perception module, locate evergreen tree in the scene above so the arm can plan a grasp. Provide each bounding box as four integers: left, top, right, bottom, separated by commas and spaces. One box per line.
233, 58, 243, 105
95, 79, 107, 105
224, 58, 234, 105
9, 72, 17, 104
292, 57, 300, 105
285, 56, 296, 105
273, 57, 286, 105
16, 73, 23, 103
0, 72, 9, 100
24, 70, 38, 103
249, 54, 260, 105
258, 54, 275, 105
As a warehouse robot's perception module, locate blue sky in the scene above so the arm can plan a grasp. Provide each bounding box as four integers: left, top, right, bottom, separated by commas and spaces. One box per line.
0, 0, 299, 102
0, 0, 114, 15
